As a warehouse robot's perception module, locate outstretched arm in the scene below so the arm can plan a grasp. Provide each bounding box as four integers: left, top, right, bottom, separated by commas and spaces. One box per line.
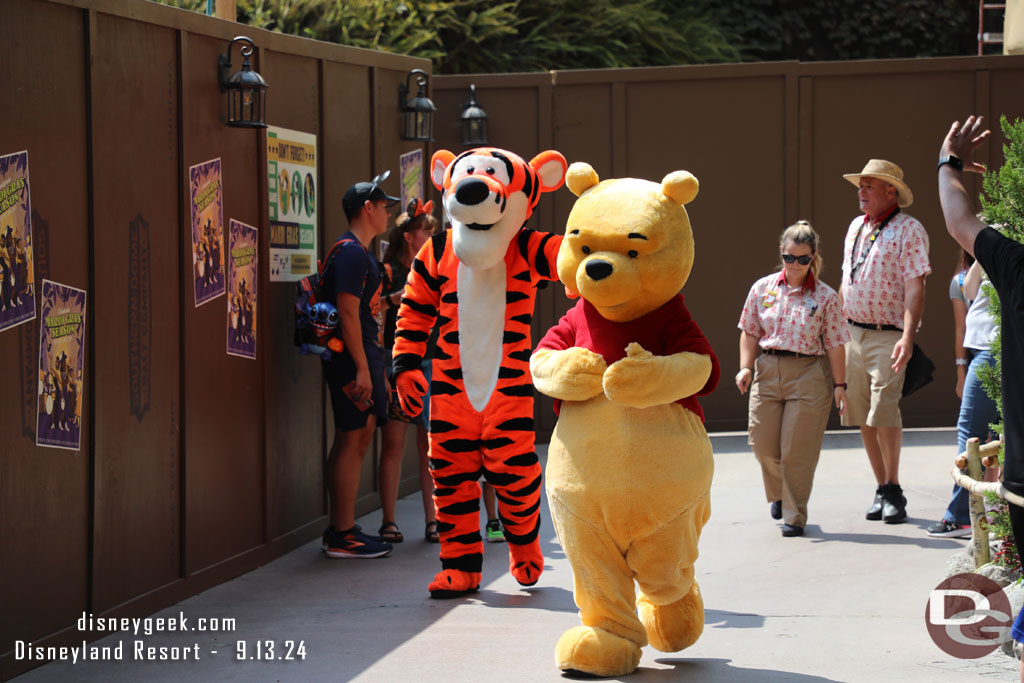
938, 115, 991, 257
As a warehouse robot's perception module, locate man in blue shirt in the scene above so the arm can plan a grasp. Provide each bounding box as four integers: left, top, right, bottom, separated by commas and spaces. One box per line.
321, 172, 399, 558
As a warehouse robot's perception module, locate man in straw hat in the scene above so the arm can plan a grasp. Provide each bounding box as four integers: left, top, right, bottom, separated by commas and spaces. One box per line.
840, 159, 931, 524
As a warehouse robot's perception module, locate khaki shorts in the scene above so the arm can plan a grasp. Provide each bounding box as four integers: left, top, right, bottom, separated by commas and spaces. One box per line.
841, 325, 905, 428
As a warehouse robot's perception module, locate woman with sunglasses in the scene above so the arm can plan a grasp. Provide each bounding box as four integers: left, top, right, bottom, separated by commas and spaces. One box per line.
377, 198, 440, 544
736, 221, 850, 537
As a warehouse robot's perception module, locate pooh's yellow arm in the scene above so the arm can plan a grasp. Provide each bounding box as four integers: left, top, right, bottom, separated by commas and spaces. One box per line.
603, 342, 712, 409
530, 347, 608, 401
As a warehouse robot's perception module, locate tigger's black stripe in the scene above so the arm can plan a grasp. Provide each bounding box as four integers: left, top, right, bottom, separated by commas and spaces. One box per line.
452, 149, 475, 171
490, 150, 516, 186
414, 258, 442, 291
436, 520, 456, 532
448, 532, 483, 546
429, 456, 454, 471
437, 314, 453, 327
504, 497, 541, 519
435, 469, 486, 487
503, 452, 539, 468
434, 346, 453, 360
430, 420, 459, 433
396, 329, 429, 343
508, 349, 532, 362
441, 553, 483, 572
534, 232, 555, 278
504, 517, 541, 545
442, 367, 463, 380
440, 436, 515, 453
521, 162, 534, 200
443, 330, 459, 345
507, 291, 529, 304
431, 380, 461, 396
499, 384, 533, 397
438, 497, 483, 516
441, 291, 459, 304
402, 298, 437, 317
485, 470, 525, 487
508, 473, 543, 497
517, 230, 532, 263
530, 168, 540, 205
498, 366, 525, 379
497, 417, 534, 431
393, 352, 424, 374
431, 231, 446, 263
512, 270, 532, 282
502, 331, 527, 345
510, 313, 532, 325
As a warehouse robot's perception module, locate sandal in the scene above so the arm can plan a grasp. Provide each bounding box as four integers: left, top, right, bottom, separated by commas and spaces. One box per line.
424, 520, 439, 543
378, 521, 404, 543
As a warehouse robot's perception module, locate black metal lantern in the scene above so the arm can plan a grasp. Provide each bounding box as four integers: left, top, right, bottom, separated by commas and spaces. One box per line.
399, 69, 436, 142
218, 36, 268, 128
460, 84, 488, 147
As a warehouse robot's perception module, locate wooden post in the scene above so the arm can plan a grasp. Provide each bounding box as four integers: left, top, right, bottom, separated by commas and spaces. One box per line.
215, 0, 235, 20
966, 438, 991, 567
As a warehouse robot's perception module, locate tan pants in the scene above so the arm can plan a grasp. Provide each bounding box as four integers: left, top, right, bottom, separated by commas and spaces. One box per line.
841, 325, 905, 428
748, 354, 832, 528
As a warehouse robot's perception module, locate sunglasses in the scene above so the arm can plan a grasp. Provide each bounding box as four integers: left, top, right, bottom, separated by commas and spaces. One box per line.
782, 254, 813, 265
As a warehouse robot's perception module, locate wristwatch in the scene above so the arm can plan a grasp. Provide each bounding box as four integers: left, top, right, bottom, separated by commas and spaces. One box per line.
938, 155, 963, 172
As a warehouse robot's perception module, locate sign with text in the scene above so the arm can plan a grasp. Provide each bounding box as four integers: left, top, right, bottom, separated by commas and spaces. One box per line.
267, 126, 317, 282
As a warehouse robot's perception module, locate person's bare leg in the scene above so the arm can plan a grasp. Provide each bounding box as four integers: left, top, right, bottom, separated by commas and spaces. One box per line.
378, 419, 408, 525
877, 426, 902, 485
417, 425, 435, 523
328, 418, 376, 530
860, 425, 887, 485
482, 482, 498, 520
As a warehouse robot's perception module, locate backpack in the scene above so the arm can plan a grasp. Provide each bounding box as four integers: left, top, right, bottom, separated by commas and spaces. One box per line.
294, 237, 356, 359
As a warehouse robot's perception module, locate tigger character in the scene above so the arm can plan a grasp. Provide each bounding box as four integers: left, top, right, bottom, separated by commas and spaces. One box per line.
393, 146, 568, 598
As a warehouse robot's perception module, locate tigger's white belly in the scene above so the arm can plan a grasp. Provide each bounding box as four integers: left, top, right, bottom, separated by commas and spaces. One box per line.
457, 261, 506, 412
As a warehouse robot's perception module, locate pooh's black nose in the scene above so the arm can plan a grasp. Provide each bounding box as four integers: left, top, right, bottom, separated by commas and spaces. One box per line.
454, 178, 490, 206
585, 259, 613, 281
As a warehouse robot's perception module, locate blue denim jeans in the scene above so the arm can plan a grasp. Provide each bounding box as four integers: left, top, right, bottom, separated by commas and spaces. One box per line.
943, 350, 999, 525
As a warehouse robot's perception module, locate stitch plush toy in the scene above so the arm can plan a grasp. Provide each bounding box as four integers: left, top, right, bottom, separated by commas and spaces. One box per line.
393, 147, 567, 598
531, 163, 719, 676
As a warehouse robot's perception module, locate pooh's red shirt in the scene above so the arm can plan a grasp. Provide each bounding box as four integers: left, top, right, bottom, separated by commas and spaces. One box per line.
536, 294, 719, 422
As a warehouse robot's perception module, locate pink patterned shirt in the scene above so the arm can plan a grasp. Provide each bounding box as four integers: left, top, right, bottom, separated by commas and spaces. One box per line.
840, 211, 931, 328
738, 271, 850, 355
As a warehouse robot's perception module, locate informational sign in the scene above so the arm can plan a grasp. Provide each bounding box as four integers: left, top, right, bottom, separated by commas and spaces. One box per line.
0, 150, 36, 332
188, 157, 225, 307
36, 279, 86, 451
399, 149, 423, 214
226, 219, 257, 359
267, 126, 317, 282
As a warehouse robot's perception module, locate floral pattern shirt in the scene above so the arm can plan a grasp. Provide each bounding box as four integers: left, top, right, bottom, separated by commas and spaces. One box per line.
840, 211, 931, 328
738, 271, 850, 355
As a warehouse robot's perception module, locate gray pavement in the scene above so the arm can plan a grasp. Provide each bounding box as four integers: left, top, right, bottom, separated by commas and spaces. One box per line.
14, 429, 1020, 682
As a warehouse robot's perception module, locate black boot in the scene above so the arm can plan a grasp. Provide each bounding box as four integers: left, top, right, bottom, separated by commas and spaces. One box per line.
865, 484, 887, 521
883, 483, 907, 524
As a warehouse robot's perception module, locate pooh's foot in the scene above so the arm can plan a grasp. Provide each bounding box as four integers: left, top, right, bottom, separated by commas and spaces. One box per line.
508, 540, 544, 586
428, 569, 481, 599
555, 625, 641, 677
637, 581, 705, 652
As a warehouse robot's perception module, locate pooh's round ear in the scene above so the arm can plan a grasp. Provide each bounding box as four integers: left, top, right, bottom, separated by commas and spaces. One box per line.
566, 162, 600, 197
430, 150, 456, 191
662, 171, 699, 206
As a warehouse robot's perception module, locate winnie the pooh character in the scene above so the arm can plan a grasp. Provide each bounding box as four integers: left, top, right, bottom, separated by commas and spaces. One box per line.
531, 162, 719, 676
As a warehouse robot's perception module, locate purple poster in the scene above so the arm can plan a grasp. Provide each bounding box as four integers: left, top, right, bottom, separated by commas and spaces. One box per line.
227, 219, 257, 359
189, 158, 225, 307
36, 279, 87, 451
0, 150, 37, 332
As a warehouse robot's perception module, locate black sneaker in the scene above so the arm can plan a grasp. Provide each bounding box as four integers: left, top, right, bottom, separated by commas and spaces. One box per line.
770, 500, 782, 520
321, 526, 334, 551
882, 484, 907, 524
781, 524, 804, 537
865, 485, 887, 521
324, 526, 393, 559
927, 519, 971, 538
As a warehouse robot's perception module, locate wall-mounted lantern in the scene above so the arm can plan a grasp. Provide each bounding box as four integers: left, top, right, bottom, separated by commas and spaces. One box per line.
399, 69, 436, 142
218, 36, 268, 128
460, 84, 488, 147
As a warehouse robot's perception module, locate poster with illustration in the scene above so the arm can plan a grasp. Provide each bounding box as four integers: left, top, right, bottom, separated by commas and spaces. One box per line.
399, 148, 423, 213
267, 126, 317, 282
189, 157, 225, 307
226, 219, 257, 359
0, 150, 37, 332
36, 279, 86, 451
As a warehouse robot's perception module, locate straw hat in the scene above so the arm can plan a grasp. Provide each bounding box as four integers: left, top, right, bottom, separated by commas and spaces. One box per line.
842, 159, 913, 208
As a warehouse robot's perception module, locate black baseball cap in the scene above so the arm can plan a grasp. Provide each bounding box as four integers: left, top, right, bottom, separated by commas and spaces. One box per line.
342, 170, 400, 219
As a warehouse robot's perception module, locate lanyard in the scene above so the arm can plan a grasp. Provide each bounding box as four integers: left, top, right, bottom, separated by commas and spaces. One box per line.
849, 207, 899, 281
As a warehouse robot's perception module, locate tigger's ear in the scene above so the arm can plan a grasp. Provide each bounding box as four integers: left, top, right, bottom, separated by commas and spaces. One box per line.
431, 150, 455, 191
529, 151, 568, 193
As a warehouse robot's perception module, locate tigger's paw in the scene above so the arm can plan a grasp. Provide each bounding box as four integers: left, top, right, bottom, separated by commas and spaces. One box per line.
428, 570, 481, 599
508, 541, 544, 586
555, 625, 641, 677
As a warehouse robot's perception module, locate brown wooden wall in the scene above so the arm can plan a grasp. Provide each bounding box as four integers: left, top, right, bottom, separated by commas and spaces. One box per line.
433, 57, 1024, 438
0, 1, 430, 679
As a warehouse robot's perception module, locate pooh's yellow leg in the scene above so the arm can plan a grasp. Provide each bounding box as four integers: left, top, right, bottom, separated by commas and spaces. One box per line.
555, 625, 641, 677
629, 494, 711, 652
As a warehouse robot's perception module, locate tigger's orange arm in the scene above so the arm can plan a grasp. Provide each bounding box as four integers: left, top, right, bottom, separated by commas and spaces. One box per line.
393, 231, 444, 374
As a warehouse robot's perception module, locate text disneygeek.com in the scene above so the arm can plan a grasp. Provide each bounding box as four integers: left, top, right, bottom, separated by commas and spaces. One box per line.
14, 611, 307, 663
